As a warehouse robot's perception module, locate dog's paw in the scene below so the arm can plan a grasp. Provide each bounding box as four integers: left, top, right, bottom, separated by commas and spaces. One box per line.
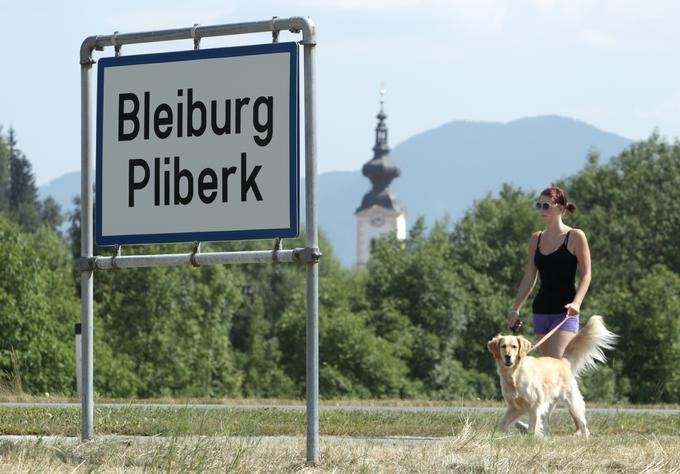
514, 420, 529, 433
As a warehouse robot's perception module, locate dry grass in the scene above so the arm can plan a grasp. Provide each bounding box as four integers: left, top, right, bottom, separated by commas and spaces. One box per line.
1, 421, 679, 473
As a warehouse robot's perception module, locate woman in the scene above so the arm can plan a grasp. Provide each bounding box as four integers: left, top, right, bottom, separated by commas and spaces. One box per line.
507, 186, 591, 358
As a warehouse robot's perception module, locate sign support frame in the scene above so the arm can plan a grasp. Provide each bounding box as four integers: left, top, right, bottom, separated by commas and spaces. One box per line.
79, 17, 320, 465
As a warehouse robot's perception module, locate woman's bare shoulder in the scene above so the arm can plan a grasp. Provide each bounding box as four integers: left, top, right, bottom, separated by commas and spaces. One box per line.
568, 228, 589, 254
528, 231, 541, 249
569, 228, 588, 241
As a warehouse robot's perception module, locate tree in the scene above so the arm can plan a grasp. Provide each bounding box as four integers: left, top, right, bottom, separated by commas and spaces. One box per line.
0, 127, 9, 214
6, 129, 41, 231
233, 295, 296, 398
0, 216, 77, 394
94, 248, 245, 397
450, 184, 541, 294
276, 286, 414, 399
593, 265, 680, 403
40, 196, 63, 234
448, 185, 542, 376
363, 218, 480, 396
565, 137, 680, 288
548, 136, 680, 403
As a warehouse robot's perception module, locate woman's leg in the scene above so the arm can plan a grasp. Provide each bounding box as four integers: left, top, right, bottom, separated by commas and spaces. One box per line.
534, 333, 546, 347
538, 329, 580, 434
538, 330, 576, 359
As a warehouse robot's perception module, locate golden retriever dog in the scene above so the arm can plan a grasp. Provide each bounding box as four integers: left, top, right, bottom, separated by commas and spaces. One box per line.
487, 316, 616, 437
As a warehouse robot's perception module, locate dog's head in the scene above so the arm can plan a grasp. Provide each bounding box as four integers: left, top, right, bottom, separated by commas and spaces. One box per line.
487, 334, 532, 368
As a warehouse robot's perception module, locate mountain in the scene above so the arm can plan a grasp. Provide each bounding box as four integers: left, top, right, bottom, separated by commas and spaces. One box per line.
38, 171, 80, 214
41, 115, 632, 266
38, 171, 80, 227
302, 115, 632, 266
393, 114, 631, 228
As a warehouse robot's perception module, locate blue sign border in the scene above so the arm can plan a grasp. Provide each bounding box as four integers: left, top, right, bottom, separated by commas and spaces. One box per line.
95, 42, 299, 246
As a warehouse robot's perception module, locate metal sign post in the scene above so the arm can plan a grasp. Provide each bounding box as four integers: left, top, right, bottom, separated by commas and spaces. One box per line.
79, 17, 320, 465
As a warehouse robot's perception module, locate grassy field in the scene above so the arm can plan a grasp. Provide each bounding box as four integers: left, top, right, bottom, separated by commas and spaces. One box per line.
1, 405, 680, 437
1, 430, 679, 473
0, 401, 679, 472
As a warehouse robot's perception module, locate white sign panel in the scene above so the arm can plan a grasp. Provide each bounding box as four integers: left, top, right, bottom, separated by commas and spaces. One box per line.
96, 42, 299, 245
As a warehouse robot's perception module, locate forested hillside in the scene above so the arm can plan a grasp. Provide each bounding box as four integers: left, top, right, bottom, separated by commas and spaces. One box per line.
2, 126, 679, 403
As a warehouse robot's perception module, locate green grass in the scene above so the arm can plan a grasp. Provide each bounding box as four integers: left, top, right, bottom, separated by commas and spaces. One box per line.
0, 406, 679, 437
3, 393, 680, 410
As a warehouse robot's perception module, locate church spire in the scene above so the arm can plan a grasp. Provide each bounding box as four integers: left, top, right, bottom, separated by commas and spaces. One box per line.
375, 82, 388, 148
356, 84, 402, 213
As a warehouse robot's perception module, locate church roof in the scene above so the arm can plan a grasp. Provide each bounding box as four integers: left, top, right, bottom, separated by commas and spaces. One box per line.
355, 100, 403, 214
357, 187, 402, 214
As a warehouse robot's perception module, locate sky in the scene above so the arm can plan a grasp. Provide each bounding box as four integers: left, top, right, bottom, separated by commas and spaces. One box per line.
1, 0, 679, 186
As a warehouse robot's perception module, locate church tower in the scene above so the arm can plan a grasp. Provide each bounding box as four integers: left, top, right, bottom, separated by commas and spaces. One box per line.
355, 87, 407, 266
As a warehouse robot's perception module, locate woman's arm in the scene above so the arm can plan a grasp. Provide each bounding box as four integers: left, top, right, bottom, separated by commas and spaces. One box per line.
564, 229, 591, 315
508, 232, 540, 329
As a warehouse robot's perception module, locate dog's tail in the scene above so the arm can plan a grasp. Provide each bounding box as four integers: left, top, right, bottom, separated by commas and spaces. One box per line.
563, 315, 617, 377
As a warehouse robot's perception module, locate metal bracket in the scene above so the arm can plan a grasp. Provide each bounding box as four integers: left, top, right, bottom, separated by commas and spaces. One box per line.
272, 238, 283, 263
288, 17, 316, 45
112, 31, 122, 57
190, 241, 201, 267
294, 247, 322, 264
272, 16, 280, 43
111, 245, 122, 269
191, 24, 201, 50
78, 257, 97, 272
80, 37, 98, 66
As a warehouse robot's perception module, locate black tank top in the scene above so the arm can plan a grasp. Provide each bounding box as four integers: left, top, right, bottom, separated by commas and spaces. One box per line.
532, 231, 578, 314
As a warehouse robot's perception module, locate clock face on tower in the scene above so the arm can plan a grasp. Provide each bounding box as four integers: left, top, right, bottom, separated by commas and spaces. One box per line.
370, 214, 385, 227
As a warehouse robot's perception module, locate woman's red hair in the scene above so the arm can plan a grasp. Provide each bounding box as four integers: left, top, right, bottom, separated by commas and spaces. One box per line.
540, 187, 577, 213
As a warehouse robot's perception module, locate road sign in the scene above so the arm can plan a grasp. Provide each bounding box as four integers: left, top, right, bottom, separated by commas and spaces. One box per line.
96, 42, 299, 245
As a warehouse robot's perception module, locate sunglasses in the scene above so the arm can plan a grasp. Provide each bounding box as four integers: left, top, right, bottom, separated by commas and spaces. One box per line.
534, 202, 560, 210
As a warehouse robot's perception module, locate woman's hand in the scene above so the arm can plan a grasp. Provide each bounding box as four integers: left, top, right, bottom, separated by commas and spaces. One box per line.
564, 302, 580, 316
507, 310, 520, 332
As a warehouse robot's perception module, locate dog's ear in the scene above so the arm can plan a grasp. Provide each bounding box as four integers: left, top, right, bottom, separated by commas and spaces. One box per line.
487, 334, 501, 358
518, 336, 532, 357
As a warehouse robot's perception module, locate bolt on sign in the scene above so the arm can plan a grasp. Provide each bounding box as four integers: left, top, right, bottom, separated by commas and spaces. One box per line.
96, 42, 299, 245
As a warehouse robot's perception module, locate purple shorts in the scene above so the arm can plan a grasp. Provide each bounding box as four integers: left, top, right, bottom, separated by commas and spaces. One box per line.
533, 313, 580, 335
